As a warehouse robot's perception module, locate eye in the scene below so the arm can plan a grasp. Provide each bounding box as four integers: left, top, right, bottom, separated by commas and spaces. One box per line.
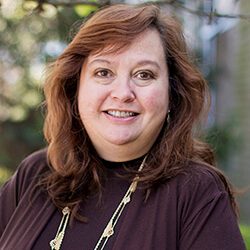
94, 69, 113, 78
135, 70, 155, 80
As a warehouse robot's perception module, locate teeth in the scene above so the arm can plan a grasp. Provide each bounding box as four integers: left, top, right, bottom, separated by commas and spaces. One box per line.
107, 110, 136, 118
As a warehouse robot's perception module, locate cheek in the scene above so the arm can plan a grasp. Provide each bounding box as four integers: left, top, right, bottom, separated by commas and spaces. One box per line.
78, 85, 94, 118
78, 84, 108, 114
142, 88, 169, 113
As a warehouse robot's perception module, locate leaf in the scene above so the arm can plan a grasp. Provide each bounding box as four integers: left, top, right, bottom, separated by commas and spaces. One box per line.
74, 4, 98, 17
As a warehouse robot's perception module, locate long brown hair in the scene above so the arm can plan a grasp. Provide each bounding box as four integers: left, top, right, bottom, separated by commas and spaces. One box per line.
42, 4, 237, 218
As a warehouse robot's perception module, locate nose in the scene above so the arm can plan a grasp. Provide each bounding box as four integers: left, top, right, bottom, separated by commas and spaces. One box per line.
110, 76, 136, 102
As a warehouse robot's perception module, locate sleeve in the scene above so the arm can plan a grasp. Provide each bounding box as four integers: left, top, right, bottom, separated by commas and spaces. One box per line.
0, 149, 48, 238
0, 171, 19, 237
178, 169, 246, 250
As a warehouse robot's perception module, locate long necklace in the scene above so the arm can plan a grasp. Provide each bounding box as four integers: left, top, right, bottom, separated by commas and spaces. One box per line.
49, 155, 147, 250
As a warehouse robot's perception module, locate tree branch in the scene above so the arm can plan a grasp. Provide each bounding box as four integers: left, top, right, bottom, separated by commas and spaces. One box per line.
24, 0, 250, 22
25, 0, 109, 8
173, 1, 250, 21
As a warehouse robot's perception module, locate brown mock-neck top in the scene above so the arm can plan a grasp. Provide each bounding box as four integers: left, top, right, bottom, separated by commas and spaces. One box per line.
0, 149, 246, 250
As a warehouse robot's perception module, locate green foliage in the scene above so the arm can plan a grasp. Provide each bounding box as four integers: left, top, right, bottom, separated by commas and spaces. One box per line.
0, 1, 96, 185
0, 109, 45, 173
205, 118, 241, 169
240, 224, 250, 250
0, 166, 12, 186
74, 4, 98, 17
0, 3, 58, 180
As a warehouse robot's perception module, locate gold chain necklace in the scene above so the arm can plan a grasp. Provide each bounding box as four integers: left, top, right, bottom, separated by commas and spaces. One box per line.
49, 155, 147, 250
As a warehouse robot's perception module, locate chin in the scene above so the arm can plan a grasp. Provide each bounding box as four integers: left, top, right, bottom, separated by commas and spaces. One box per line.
106, 136, 137, 146
108, 139, 133, 146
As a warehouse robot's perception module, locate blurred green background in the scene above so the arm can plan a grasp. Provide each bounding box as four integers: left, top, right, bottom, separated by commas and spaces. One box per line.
0, 0, 249, 248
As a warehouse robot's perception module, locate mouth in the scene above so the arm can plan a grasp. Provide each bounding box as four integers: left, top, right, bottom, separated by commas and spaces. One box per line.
104, 110, 139, 118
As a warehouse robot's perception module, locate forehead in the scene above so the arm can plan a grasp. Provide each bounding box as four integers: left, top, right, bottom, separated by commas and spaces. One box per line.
87, 28, 166, 64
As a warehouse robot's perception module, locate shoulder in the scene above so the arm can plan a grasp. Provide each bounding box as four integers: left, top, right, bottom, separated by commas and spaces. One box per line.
0, 149, 53, 241
17, 148, 49, 175
178, 163, 226, 192
169, 164, 244, 250
157, 162, 231, 213
167, 163, 234, 221
1, 148, 50, 201
17, 148, 50, 188
19, 148, 48, 166
174, 163, 229, 203
16, 148, 49, 180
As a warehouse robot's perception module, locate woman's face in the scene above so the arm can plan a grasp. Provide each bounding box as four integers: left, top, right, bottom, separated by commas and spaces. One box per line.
78, 28, 169, 161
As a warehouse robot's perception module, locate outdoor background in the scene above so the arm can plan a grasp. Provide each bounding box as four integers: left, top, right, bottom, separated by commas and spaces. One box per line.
0, 0, 249, 247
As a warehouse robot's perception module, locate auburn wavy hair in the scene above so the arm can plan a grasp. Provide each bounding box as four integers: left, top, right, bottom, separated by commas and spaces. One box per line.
42, 4, 237, 219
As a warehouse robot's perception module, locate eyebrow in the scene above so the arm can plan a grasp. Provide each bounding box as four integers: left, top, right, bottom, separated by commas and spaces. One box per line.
88, 59, 161, 70
135, 60, 161, 70
88, 59, 111, 66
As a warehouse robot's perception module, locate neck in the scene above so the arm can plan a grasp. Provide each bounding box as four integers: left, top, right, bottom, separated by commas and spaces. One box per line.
95, 142, 150, 162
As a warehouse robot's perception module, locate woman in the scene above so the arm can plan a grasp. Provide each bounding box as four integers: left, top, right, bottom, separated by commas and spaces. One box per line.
0, 4, 246, 250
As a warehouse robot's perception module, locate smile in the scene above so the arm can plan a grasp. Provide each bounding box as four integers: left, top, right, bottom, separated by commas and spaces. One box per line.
106, 110, 138, 118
